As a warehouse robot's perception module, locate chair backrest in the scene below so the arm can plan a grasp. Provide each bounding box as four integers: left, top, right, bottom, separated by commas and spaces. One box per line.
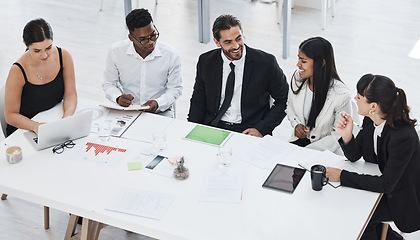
0, 85, 7, 138
351, 100, 361, 126
350, 100, 362, 137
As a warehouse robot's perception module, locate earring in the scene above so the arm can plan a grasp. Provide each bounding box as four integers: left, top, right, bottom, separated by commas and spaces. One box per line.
369, 110, 374, 115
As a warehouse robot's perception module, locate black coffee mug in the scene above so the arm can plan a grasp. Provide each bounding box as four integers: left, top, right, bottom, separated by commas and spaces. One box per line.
311, 164, 329, 191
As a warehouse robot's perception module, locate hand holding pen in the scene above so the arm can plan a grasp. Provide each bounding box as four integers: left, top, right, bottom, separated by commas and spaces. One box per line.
117, 94, 134, 107
294, 118, 310, 139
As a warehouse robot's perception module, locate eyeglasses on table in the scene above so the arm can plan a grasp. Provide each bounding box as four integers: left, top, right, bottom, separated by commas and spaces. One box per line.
52, 140, 76, 154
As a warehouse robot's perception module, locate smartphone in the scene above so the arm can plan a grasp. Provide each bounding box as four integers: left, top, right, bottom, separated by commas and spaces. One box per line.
145, 155, 165, 169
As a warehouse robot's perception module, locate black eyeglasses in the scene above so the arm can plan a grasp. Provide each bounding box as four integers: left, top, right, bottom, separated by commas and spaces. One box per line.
130, 25, 160, 45
52, 140, 75, 154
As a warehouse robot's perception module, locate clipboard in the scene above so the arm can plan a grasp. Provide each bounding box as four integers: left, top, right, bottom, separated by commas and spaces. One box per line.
184, 125, 232, 146
100, 101, 150, 111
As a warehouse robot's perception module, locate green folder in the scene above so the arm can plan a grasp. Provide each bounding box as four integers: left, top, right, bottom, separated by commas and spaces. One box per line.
184, 125, 232, 146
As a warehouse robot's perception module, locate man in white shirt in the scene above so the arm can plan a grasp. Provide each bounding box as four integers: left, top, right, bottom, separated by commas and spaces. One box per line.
103, 8, 182, 118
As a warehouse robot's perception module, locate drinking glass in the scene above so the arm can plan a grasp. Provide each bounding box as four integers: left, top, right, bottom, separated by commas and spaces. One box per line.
153, 132, 167, 152
98, 121, 112, 141
217, 146, 232, 167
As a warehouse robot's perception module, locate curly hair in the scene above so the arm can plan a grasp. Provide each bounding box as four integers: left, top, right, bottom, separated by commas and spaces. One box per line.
126, 8, 153, 33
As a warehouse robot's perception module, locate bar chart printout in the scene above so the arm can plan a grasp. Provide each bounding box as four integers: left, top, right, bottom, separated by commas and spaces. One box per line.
72, 141, 128, 168
86, 142, 127, 156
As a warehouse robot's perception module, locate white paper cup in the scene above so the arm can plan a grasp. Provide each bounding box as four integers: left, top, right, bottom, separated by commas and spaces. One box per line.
6, 146, 23, 164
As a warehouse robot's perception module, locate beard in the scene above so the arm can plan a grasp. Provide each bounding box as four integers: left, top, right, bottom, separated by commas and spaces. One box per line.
221, 44, 243, 61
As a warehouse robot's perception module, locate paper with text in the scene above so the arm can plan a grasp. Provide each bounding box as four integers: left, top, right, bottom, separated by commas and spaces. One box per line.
199, 170, 244, 203
100, 99, 150, 111
106, 187, 174, 220
121, 113, 174, 142
70, 140, 128, 168
237, 135, 296, 169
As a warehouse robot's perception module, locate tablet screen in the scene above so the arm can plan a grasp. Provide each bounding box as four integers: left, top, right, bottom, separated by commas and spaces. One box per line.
262, 164, 306, 193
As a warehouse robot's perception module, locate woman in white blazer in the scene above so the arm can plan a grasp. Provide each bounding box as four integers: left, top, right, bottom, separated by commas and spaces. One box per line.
286, 37, 351, 154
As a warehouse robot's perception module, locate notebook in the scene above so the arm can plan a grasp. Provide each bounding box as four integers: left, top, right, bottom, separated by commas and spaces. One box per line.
24, 110, 93, 150
184, 125, 232, 146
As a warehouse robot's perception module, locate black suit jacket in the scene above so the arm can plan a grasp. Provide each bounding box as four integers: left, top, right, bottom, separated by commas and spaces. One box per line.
187, 46, 288, 136
339, 117, 420, 233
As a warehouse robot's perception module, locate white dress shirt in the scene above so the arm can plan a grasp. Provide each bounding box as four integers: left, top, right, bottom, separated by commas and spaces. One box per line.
103, 40, 182, 118
219, 47, 246, 123
303, 84, 313, 125
373, 120, 386, 155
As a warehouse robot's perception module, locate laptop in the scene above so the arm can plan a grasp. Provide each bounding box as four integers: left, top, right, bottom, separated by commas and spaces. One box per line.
24, 110, 93, 150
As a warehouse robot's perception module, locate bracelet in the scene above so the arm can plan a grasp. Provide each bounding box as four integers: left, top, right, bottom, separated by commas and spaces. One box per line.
31, 122, 38, 132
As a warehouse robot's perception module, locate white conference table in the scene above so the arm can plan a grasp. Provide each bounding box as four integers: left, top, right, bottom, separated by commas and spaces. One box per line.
0, 102, 381, 240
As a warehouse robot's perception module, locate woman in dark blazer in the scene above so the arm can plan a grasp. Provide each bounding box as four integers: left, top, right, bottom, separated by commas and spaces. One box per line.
327, 74, 420, 240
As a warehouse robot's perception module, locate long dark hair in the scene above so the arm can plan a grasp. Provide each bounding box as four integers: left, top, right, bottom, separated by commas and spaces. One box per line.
357, 74, 416, 128
291, 37, 341, 129
23, 18, 53, 47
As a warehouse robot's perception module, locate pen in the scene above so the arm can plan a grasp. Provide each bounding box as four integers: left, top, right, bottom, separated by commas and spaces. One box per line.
298, 163, 310, 172
294, 118, 310, 136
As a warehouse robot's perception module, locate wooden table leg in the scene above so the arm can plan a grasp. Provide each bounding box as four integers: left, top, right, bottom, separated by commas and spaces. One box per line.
64, 214, 78, 240
64, 214, 106, 240
90, 221, 106, 240
81, 217, 91, 240
44, 206, 50, 229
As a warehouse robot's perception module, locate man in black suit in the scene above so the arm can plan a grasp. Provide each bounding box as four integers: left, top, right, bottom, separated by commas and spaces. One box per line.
188, 14, 288, 137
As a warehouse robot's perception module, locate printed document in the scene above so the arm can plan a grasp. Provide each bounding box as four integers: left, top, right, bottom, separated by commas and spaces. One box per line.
199, 170, 244, 203
237, 135, 296, 169
106, 187, 174, 220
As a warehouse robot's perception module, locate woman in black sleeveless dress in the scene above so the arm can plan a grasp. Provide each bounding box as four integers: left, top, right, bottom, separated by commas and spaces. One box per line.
4, 18, 77, 136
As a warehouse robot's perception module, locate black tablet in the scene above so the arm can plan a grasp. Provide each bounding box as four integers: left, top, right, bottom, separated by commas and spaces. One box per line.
262, 164, 306, 193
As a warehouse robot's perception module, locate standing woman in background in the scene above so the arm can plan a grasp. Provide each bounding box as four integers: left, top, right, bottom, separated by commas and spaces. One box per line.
328, 74, 420, 239
4, 18, 77, 136
286, 37, 351, 154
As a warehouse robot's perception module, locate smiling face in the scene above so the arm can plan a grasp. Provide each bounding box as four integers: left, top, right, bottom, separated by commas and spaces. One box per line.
296, 50, 314, 81
214, 25, 244, 61
26, 39, 53, 63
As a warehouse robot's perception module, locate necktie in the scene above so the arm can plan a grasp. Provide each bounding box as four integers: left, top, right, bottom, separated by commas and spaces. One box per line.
211, 62, 235, 126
